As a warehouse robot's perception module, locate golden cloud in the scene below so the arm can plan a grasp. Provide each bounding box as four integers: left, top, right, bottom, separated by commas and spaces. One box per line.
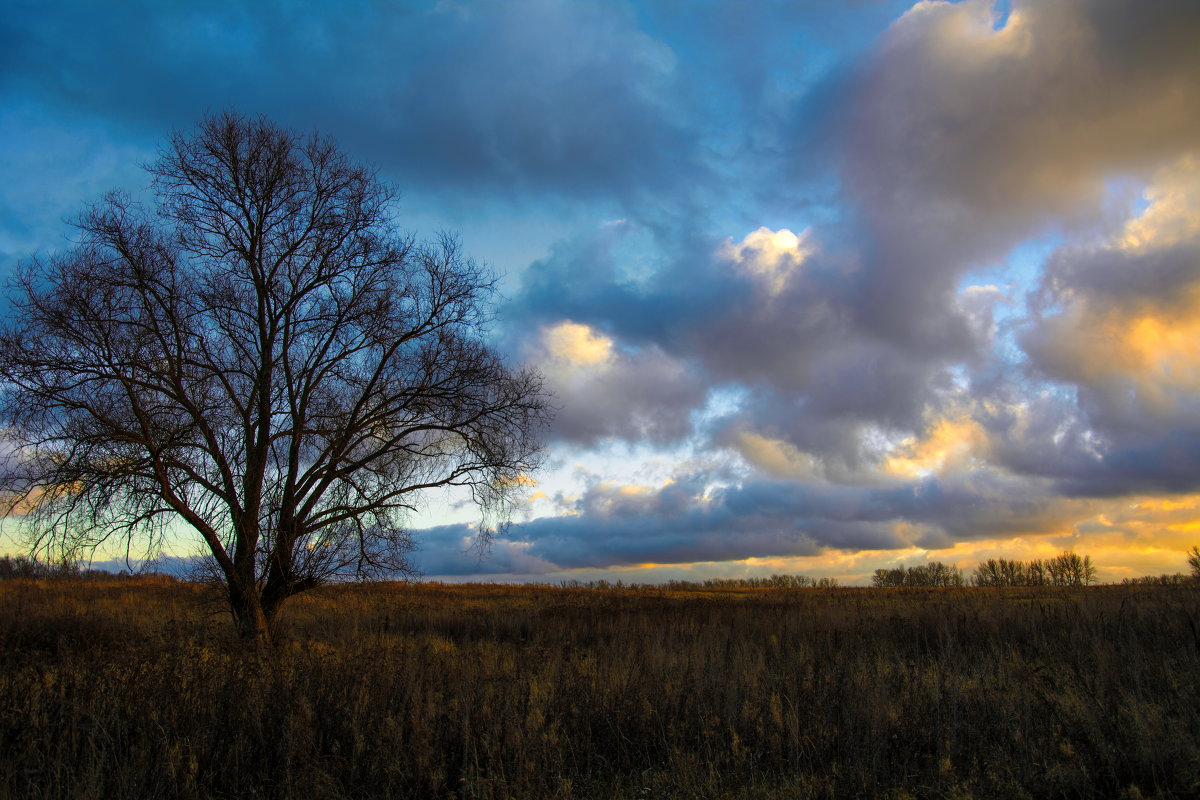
730, 431, 821, 480
719, 227, 813, 297
882, 415, 990, 478
539, 321, 615, 369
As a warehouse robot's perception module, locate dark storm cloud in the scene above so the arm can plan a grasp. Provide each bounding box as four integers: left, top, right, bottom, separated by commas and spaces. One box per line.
843, 0, 1200, 234
1034, 239, 1200, 319
412, 466, 1084, 574
378, 2, 700, 199
981, 388, 1200, 499
1, 0, 706, 201
409, 524, 559, 577
505, 223, 688, 341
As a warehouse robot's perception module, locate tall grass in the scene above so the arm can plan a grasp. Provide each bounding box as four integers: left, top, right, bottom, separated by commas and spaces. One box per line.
2, 579, 1198, 799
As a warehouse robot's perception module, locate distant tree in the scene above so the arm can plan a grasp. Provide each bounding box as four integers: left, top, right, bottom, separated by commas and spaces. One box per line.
873, 562, 963, 588
971, 554, 1097, 587
1188, 545, 1200, 580
1121, 573, 1190, 586
872, 568, 903, 588
972, 557, 1055, 587
0, 555, 41, 579
972, 558, 1000, 587
0, 113, 550, 647
0, 554, 78, 580
1046, 551, 1097, 586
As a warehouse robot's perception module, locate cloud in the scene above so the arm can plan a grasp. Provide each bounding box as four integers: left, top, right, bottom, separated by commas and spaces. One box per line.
409, 462, 1118, 574
539, 321, 615, 367
725, 431, 822, 481
718, 226, 814, 297
829, 0, 1200, 349
848, 0, 1200, 228
1, 0, 706, 203
882, 416, 991, 479
1010, 154, 1200, 495
530, 320, 707, 445
7, 0, 1200, 580
410, 524, 560, 576
509, 220, 960, 465
379, 1, 703, 199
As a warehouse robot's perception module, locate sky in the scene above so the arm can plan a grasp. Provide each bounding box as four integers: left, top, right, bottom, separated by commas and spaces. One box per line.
3, 0, 1200, 584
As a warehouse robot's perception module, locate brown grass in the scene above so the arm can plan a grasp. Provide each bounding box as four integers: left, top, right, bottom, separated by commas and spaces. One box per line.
1, 578, 1198, 799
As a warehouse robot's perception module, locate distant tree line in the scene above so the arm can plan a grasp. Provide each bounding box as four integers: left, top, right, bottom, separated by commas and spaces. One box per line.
0, 555, 77, 580
1121, 573, 1193, 586
667, 574, 840, 590
971, 552, 1098, 587
558, 574, 839, 590
870, 552, 1114, 588
0, 555, 173, 582
872, 562, 965, 587
1121, 545, 1200, 585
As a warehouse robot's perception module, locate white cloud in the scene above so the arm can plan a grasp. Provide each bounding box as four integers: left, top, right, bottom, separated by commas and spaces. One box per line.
719, 226, 813, 297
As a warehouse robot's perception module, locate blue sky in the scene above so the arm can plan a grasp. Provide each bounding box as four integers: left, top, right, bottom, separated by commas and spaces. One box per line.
3, 0, 1200, 583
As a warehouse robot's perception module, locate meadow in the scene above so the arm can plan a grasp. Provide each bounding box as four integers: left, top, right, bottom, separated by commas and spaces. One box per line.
1, 577, 1198, 799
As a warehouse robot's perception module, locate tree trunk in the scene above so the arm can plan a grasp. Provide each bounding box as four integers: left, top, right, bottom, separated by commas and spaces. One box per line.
229, 583, 273, 651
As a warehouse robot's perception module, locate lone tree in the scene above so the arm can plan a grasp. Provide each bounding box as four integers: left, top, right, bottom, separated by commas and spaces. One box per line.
0, 113, 549, 645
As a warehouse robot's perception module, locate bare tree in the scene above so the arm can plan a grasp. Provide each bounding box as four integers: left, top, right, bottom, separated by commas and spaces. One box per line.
971, 555, 1101, 587
871, 562, 964, 588
0, 113, 550, 646
1046, 551, 1097, 586
972, 557, 1048, 587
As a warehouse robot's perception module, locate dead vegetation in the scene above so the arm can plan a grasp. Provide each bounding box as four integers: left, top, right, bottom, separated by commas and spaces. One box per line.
2, 578, 1198, 798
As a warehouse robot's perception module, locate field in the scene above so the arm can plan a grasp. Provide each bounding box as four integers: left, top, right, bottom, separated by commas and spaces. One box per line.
1, 578, 1198, 799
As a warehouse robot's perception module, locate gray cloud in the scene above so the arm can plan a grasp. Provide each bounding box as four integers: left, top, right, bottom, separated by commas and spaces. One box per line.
496, 0, 1200, 526
507, 218, 963, 469
409, 463, 1093, 574
829, 0, 1200, 351
2, 0, 707, 203
410, 524, 559, 577
541, 344, 708, 445
378, 1, 701, 199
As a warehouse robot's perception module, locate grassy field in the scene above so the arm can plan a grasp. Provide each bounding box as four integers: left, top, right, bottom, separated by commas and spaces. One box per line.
1, 578, 1198, 799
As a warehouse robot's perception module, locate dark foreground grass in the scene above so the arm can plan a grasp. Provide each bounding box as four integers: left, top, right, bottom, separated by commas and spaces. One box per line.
1, 579, 1198, 799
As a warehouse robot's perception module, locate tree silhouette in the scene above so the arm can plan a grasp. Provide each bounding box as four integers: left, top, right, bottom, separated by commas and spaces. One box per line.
0, 113, 549, 646
871, 561, 964, 587
972, 553, 1096, 587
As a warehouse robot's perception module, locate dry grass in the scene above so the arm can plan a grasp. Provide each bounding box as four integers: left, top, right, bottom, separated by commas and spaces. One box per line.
2, 578, 1198, 799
